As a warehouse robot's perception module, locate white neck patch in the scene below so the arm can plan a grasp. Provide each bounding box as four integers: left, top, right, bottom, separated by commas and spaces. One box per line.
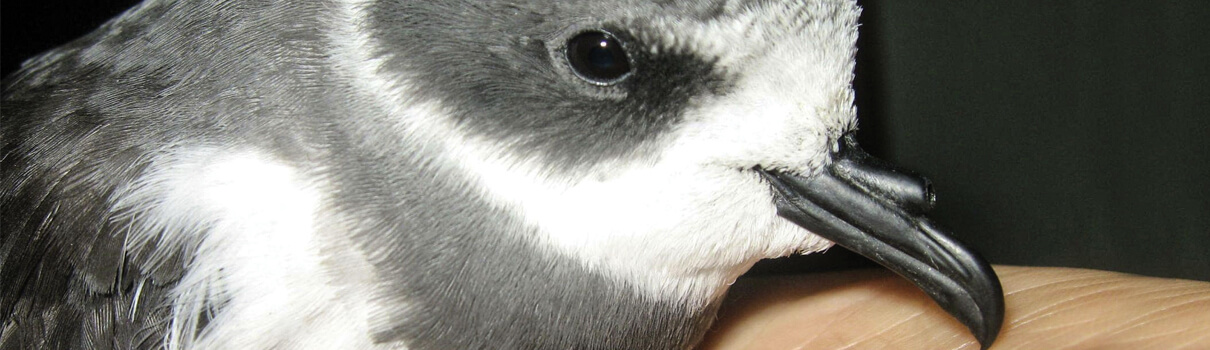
112, 149, 392, 349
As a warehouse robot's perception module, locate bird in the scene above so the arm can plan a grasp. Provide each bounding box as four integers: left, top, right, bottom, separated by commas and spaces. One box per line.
0, 0, 1004, 349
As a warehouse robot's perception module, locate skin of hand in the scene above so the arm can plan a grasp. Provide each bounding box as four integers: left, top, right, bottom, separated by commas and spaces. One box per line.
701, 266, 1210, 350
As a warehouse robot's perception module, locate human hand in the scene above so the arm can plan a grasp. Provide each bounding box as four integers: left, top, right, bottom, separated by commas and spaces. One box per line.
701, 266, 1210, 349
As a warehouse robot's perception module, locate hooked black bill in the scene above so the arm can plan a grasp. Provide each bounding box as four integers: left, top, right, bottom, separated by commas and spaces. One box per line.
757, 133, 1005, 349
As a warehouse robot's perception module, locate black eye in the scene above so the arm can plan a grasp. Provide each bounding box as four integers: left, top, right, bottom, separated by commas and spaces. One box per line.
566, 31, 632, 84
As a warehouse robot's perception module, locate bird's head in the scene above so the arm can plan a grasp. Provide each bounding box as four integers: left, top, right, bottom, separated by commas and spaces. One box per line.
329, 0, 1001, 347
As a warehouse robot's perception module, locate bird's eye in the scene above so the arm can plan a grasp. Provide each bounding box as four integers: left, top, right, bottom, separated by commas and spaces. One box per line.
566, 31, 632, 84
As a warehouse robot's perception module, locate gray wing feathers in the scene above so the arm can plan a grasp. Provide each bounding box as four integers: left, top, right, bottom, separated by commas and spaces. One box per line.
1, 32, 185, 350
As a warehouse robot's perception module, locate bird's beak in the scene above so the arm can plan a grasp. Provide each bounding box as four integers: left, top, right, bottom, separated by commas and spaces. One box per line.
756, 133, 1004, 349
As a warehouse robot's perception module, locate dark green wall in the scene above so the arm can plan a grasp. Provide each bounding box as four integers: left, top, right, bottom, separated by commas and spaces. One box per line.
842, 1, 1209, 281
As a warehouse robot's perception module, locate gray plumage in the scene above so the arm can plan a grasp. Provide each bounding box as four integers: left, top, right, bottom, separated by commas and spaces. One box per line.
2, 0, 1004, 349
0, 1, 752, 348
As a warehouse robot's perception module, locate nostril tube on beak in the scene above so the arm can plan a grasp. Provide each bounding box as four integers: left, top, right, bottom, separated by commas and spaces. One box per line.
922, 180, 936, 210
834, 159, 936, 214
831, 133, 937, 214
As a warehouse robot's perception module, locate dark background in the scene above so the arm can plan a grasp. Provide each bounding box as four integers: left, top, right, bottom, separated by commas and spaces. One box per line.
4, 1, 1208, 281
